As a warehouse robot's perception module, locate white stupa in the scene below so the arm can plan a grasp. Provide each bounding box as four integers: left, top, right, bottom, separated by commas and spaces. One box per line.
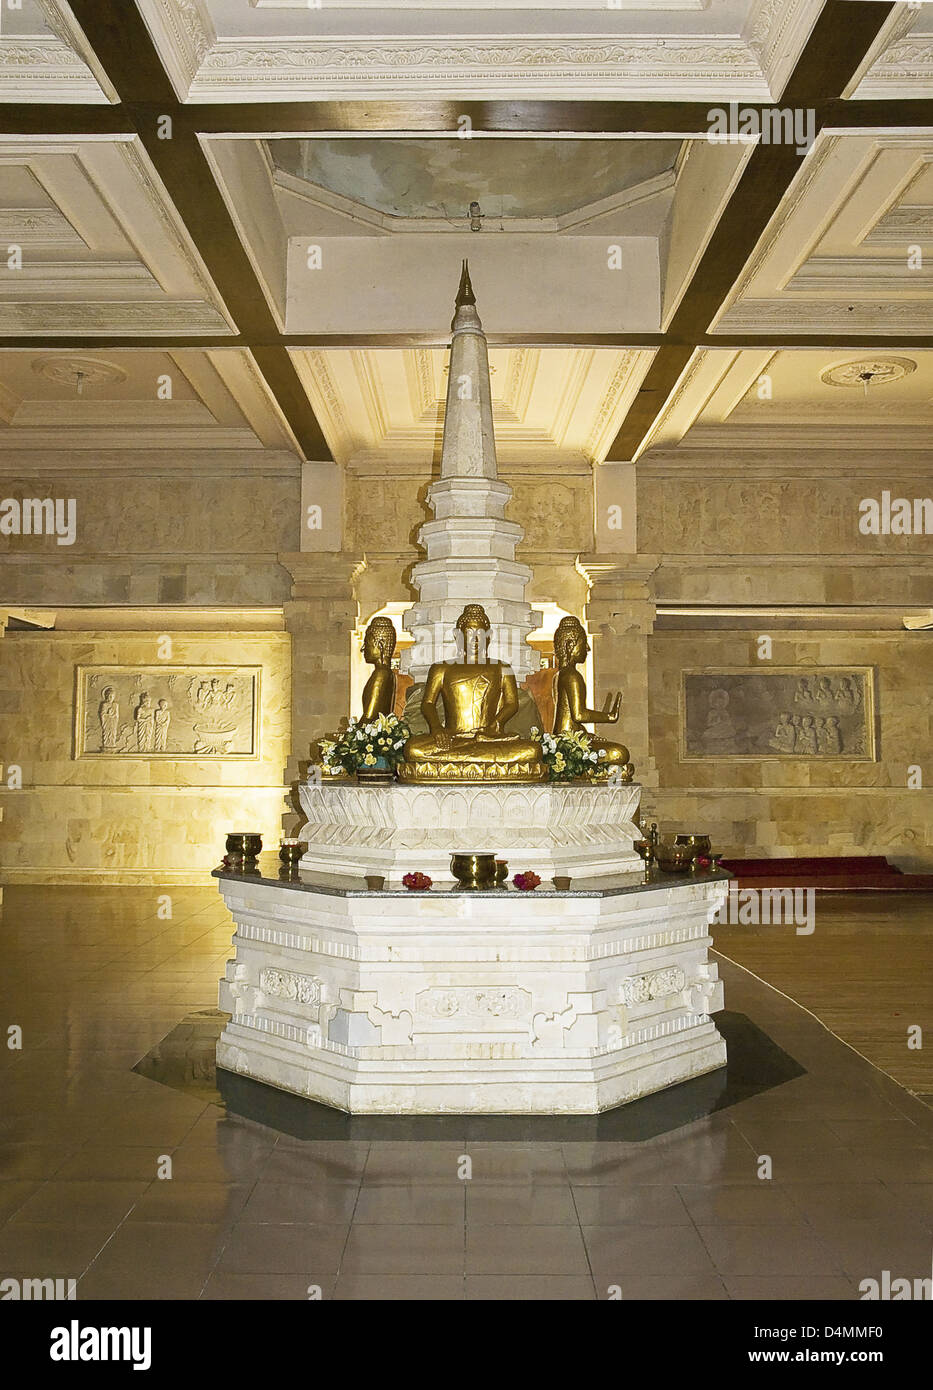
402, 261, 541, 682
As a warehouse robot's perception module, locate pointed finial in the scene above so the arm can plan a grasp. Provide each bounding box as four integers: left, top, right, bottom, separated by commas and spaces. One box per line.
455, 259, 476, 308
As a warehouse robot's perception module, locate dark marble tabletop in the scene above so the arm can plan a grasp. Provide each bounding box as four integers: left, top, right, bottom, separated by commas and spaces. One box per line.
212, 853, 732, 900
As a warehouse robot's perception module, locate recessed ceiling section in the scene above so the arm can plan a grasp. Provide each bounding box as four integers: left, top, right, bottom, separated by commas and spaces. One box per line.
845, 6, 933, 100
204, 133, 750, 336
639, 347, 933, 458
268, 138, 683, 224
0, 0, 114, 103
0, 348, 298, 458
711, 132, 933, 336
135, 0, 823, 101
290, 346, 655, 470
0, 136, 233, 337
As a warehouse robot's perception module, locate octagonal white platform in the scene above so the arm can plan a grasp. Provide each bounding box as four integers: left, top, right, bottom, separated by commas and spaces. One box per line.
297, 780, 643, 885
215, 863, 728, 1115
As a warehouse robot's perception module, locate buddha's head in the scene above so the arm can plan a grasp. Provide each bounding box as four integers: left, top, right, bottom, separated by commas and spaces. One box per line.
554, 615, 588, 667
455, 604, 491, 664
363, 616, 397, 665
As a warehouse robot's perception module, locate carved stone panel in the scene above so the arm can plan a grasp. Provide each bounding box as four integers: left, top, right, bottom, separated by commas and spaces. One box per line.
76, 665, 260, 759
681, 667, 876, 761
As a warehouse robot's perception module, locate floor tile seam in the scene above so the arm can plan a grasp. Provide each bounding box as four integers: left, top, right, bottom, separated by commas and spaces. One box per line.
713, 949, 931, 1104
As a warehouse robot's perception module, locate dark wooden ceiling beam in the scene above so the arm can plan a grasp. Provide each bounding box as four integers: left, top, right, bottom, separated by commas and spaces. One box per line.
4, 94, 933, 142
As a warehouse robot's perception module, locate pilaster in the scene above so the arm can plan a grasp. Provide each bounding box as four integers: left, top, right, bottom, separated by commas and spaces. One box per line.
278, 552, 365, 792
578, 554, 661, 791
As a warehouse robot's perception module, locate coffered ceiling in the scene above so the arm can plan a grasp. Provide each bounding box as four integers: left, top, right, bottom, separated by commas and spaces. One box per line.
0, 0, 931, 473
0, 347, 298, 463
291, 346, 656, 469
132, 0, 823, 103
639, 346, 933, 458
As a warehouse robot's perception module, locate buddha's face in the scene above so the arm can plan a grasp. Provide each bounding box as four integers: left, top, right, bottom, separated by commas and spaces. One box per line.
570, 626, 589, 663
363, 629, 377, 663
459, 617, 490, 663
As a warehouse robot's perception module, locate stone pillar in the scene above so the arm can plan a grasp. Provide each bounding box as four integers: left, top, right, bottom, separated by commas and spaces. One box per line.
278, 553, 365, 801
577, 555, 660, 792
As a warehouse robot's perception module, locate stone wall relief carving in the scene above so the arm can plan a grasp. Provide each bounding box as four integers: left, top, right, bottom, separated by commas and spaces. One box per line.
76, 665, 260, 759
681, 667, 877, 761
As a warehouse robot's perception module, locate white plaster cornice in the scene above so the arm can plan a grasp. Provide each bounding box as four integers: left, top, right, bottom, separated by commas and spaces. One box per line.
134, 0, 216, 100
188, 36, 768, 103
0, 34, 107, 104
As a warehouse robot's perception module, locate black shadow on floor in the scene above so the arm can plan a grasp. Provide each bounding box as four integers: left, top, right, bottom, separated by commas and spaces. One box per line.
133, 1009, 804, 1141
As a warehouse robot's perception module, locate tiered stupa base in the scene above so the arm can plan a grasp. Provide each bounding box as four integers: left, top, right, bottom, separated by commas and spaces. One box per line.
297, 780, 643, 886
215, 863, 729, 1115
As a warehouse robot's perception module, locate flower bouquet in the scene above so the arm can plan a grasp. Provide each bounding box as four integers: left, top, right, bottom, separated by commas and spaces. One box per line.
532, 728, 605, 783
320, 712, 411, 781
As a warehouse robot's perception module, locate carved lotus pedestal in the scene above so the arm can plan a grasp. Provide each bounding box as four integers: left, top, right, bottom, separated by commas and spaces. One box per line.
214, 866, 729, 1115
297, 780, 644, 886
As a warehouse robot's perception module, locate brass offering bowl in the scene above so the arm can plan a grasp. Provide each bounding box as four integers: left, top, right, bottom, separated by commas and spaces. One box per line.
675, 834, 711, 857
450, 853, 497, 890
279, 838, 306, 866
655, 845, 693, 874
226, 832, 263, 865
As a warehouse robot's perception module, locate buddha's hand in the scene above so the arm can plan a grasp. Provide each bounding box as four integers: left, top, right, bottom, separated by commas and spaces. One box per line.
433, 730, 453, 750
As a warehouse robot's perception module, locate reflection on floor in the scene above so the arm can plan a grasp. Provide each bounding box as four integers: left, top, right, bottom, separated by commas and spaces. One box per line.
713, 892, 933, 1102
1, 886, 931, 1301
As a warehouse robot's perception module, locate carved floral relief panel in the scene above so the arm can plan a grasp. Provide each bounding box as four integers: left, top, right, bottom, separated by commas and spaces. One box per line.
681, 667, 877, 761
75, 666, 260, 759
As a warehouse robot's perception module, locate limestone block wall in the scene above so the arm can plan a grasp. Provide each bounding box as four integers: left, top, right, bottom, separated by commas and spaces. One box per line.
0, 459, 300, 607
647, 629, 933, 868
0, 628, 291, 884
344, 466, 593, 558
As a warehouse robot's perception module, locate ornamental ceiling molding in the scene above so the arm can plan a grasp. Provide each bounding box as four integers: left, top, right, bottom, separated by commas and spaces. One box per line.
584, 349, 655, 463
709, 133, 838, 329
743, 0, 824, 97
638, 347, 712, 458
820, 356, 917, 388
715, 298, 933, 332
134, 0, 216, 97
34, 0, 118, 101
188, 37, 767, 101
0, 139, 232, 336
845, 7, 932, 99
0, 36, 107, 103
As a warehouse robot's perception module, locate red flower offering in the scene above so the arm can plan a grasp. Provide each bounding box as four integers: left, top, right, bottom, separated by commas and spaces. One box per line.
513, 871, 541, 892
402, 871, 432, 891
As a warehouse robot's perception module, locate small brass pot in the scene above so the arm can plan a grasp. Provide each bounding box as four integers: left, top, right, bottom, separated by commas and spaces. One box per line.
656, 847, 693, 874
494, 859, 509, 885
450, 853, 497, 890
279, 838, 306, 866
226, 832, 262, 864
675, 834, 711, 856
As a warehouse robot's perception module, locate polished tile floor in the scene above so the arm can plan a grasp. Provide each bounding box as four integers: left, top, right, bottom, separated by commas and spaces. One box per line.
1, 886, 931, 1300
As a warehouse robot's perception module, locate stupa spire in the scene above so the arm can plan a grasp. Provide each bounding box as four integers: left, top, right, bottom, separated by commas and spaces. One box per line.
454, 258, 476, 312
440, 258, 497, 480
401, 263, 541, 683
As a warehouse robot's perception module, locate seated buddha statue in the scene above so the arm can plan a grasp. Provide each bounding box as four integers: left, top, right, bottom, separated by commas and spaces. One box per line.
359, 616, 397, 721
399, 604, 545, 782
552, 615, 632, 777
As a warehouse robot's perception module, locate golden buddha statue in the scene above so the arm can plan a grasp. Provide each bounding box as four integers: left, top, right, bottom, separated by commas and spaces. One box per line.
360, 616, 397, 721
552, 615, 632, 777
398, 604, 546, 783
